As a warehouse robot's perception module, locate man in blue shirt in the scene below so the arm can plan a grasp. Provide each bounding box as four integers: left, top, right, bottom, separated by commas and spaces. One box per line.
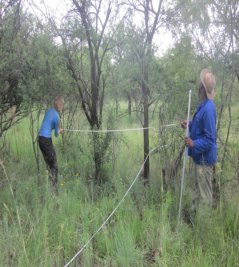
38, 96, 64, 193
181, 69, 217, 217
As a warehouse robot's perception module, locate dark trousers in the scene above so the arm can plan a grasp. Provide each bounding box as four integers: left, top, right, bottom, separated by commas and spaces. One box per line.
38, 136, 58, 191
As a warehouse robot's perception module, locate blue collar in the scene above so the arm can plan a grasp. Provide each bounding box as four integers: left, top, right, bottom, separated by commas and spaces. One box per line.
197, 99, 212, 110
193, 99, 209, 119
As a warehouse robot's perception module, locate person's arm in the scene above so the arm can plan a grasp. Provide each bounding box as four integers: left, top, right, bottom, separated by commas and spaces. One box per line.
54, 114, 60, 137
182, 119, 193, 147
58, 119, 63, 135
58, 127, 63, 134
192, 110, 216, 153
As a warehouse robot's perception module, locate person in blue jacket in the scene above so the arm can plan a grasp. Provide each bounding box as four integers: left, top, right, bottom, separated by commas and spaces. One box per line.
38, 96, 64, 193
181, 69, 217, 216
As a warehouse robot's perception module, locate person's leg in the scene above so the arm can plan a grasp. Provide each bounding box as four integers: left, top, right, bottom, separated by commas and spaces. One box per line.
48, 148, 58, 194
38, 137, 52, 166
195, 164, 213, 208
38, 137, 58, 193
191, 163, 201, 214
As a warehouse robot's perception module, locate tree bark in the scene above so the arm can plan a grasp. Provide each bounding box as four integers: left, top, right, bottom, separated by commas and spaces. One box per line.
142, 80, 150, 185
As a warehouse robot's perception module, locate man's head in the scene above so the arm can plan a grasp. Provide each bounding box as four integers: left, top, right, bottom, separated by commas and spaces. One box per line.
199, 69, 216, 100
54, 96, 64, 112
198, 82, 207, 101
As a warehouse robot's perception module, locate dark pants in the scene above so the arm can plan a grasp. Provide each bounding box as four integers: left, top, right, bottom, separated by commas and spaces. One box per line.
38, 136, 58, 191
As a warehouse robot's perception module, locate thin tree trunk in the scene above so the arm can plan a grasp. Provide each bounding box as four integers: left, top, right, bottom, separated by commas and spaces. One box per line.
142, 79, 150, 185
29, 107, 42, 186
127, 92, 131, 116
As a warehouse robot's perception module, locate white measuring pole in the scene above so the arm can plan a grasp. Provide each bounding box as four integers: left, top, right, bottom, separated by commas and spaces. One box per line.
177, 90, 192, 228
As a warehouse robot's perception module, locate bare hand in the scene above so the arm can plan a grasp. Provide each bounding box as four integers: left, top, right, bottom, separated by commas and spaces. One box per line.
185, 137, 194, 148
59, 128, 63, 134
180, 120, 188, 129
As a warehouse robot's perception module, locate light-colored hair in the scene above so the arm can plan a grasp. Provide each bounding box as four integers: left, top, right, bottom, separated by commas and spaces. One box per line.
54, 96, 64, 106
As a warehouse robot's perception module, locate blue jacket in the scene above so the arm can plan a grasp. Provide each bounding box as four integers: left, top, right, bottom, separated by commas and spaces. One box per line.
39, 108, 60, 138
188, 99, 217, 165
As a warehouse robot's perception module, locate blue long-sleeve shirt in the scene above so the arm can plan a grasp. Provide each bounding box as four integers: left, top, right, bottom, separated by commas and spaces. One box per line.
39, 108, 60, 138
188, 99, 217, 165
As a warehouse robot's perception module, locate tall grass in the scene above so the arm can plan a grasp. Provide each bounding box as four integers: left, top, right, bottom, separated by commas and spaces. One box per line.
0, 108, 239, 266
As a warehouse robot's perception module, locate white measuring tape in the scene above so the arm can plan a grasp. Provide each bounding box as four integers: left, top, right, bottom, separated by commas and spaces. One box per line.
63, 145, 165, 267
62, 123, 178, 134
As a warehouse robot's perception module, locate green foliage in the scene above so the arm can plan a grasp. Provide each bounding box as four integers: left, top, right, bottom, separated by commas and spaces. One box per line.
26, 34, 72, 104
155, 36, 202, 123
1, 111, 239, 266
0, 1, 239, 266
0, 4, 74, 140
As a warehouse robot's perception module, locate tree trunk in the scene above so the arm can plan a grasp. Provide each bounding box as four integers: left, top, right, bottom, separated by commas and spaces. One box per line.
142, 80, 149, 185
92, 132, 107, 185
127, 92, 131, 116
